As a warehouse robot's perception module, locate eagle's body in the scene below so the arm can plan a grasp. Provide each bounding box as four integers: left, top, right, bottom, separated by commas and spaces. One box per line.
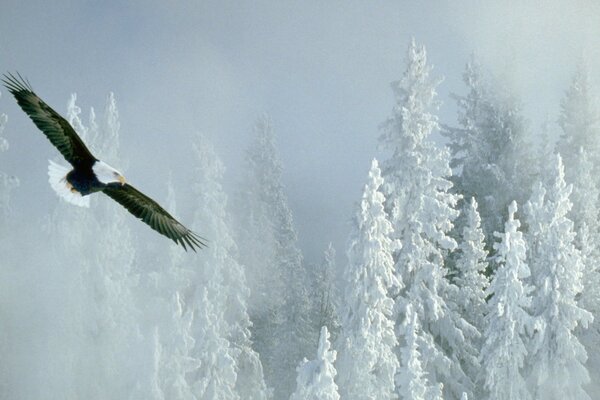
3, 73, 205, 251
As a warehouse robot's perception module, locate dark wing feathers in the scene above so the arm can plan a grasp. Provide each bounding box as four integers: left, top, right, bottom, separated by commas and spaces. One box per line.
4, 73, 206, 251
102, 183, 206, 252
2, 72, 96, 166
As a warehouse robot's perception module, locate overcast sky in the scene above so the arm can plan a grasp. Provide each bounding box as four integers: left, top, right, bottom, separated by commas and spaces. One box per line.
2, 0, 600, 264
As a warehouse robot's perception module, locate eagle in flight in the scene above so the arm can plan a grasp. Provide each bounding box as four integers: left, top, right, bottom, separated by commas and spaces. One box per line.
2, 73, 206, 251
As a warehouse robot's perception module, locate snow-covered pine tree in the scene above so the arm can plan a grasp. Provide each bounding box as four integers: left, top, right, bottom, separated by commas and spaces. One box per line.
235, 116, 312, 399
336, 159, 400, 400
271, 199, 312, 397
379, 39, 478, 400
151, 293, 197, 400
396, 304, 443, 400
442, 56, 532, 249
481, 201, 533, 400
309, 243, 340, 347
453, 197, 489, 332
557, 65, 600, 174
524, 155, 592, 400
187, 133, 269, 400
556, 66, 600, 392
189, 287, 239, 399
452, 197, 489, 392
136, 179, 197, 399
576, 222, 600, 394
289, 326, 339, 400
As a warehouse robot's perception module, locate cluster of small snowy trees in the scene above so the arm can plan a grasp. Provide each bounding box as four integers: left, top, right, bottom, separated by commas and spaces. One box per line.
2, 36, 600, 400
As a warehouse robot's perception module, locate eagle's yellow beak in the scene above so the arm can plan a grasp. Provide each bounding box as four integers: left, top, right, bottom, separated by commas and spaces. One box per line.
119, 175, 126, 185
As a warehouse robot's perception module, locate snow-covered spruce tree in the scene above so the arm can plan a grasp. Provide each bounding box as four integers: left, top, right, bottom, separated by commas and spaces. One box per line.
289, 326, 339, 400
452, 197, 489, 393
557, 65, 600, 174
442, 57, 532, 249
136, 180, 197, 400
453, 197, 489, 333
234, 116, 312, 399
556, 67, 600, 391
563, 149, 600, 336
187, 133, 269, 400
524, 155, 592, 400
397, 304, 443, 400
576, 222, 600, 394
336, 159, 400, 400
189, 287, 239, 399
309, 243, 340, 347
150, 293, 197, 400
379, 39, 478, 400
481, 201, 533, 400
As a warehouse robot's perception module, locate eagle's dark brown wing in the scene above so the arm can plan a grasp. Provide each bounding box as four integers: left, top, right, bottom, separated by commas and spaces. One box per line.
2, 73, 96, 167
102, 183, 206, 251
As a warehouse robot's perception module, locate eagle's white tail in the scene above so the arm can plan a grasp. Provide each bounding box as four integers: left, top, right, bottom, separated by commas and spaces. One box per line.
48, 160, 90, 208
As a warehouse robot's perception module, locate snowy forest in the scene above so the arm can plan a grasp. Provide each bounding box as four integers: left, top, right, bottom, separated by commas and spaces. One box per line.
2, 36, 600, 399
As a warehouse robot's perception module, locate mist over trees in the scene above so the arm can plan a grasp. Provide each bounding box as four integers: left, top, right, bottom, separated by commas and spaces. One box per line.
1, 37, 600, 400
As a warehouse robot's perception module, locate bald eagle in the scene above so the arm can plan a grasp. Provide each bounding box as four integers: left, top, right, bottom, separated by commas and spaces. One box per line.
2, 73, 205, 251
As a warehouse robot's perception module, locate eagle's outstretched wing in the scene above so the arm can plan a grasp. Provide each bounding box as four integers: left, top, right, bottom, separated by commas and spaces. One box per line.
102, 183, 206, 251
2, 73, 96, 167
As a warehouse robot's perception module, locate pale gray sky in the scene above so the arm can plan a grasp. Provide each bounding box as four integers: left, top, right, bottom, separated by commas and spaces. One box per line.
2, 0, 599, 263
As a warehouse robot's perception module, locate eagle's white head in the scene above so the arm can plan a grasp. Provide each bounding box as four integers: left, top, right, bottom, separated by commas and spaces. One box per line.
93, 160, 126, 185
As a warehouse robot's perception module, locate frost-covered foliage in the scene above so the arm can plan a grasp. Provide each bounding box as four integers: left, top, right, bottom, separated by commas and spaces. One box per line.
453, 198, 489, 332
524, 155, 592, 400
397, 304, 443, 400
234, 116, 312, 399
557, 65, 600, 173
442, 57, 532, 248
481, 201, 533, 400
187, 133, 269, 399
36, 93, 144, 399
7, 39, 600, 400
309, 243, 340, 347
556, 68, 600, 392
379, 39, 478, 400
451, 197, 489, 393
289, 326, 339, 400
336, 159, 400, 400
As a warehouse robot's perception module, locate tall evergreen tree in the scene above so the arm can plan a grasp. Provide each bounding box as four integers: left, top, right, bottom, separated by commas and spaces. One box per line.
235, 116, 312, 399
189, 288, 239, 400
557, 65, 600, 173
188, 134, 269, 400
556, 66, 600, 392
442, 57, 532, 248
396, 304, 443, 400
309, 243, 340, 347
453, 197, 489, 333
289, 326, 340, 400
336, 159, 400, 400
481, 201, 533, 400
379, 39, 478, 399
524, 155, 592, 400
452, 197, 488, 392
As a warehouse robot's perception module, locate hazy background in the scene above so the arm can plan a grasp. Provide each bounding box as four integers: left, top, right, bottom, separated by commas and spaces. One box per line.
1, 0, 600, 265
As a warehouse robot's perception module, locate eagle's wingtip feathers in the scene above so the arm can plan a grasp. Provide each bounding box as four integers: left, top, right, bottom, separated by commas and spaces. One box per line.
2, 72, 33, 94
